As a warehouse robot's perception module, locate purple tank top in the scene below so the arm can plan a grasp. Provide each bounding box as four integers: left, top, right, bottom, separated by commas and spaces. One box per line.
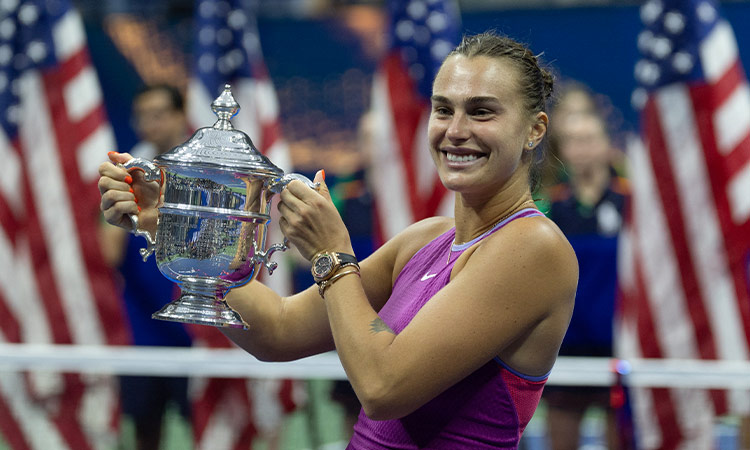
348, 208, 548, 449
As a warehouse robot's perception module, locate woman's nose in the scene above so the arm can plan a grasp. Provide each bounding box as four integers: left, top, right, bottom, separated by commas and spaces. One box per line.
446, 113, 470, 141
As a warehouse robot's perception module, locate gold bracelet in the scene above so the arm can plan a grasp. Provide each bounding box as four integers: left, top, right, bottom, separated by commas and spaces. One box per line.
318, 267, 361, 297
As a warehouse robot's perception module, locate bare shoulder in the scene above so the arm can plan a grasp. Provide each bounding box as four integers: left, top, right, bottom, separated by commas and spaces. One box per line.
362, 217, 454, 282
391, 216, 455, 250
489, 215, 576, 287
463, 214, 578, 308
388, 216, 455, 277
500, 214, 576, 262
358, 216, 454, 312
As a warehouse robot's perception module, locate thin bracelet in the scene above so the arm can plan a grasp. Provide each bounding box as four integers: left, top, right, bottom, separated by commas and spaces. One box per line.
339, 261, 360, 272
318, 267, 361, 297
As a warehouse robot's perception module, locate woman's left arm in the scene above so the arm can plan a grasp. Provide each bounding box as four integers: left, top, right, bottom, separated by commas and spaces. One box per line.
279, 179, 578, 421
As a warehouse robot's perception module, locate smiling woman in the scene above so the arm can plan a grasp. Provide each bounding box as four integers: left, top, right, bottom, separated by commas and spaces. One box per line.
430, 34, 554, 199
98, 30, 578, 449
428, 56, 543, 204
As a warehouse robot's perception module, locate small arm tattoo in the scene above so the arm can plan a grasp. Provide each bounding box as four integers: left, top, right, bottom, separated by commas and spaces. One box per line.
369, 318, 395, 335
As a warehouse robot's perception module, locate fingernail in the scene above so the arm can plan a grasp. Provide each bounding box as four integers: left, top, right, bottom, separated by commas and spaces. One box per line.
107, 151, 117, 156
129, 187, 134, 194
137, 206, 142, 212
124, 176, 133, 184
320, 169, 326, 180
134, 197, 138, 204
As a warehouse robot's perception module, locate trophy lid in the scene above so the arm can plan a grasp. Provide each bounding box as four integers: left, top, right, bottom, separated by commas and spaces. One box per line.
155, 85, 284, 177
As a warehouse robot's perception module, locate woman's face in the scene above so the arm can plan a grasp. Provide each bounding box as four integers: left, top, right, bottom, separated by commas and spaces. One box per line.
428, 55, 546, 196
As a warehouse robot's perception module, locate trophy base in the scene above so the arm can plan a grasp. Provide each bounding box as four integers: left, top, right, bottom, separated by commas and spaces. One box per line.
152, 294, 248, 330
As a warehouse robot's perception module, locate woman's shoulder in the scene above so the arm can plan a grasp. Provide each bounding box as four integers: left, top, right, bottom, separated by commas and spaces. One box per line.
385, 216, 455, 276
362, 216, 454, 269
487, 213, 573, 256
452, 214, 577, 293
394, 216, 455, 250
481, 214, 578, 286
402, 216, 455, 236
377, 216, 454, 251
359, 216, 455, 311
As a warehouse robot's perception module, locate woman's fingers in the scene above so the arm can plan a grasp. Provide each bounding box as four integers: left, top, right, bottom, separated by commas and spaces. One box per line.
278, 184, 309, 213
101, 188, 138, 228
107, 151, 133, 165
310, 170, 331, 201
278, 181, 331, 230
100, 183, 135, 210
98, 168, 130, 195
283, 178, 322, 201
276, 172, 352, 260
99, 157, 139, 229
98, 161, 131, 189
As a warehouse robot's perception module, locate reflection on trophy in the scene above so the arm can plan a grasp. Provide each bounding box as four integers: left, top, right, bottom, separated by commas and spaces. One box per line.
124, 85, 314, 329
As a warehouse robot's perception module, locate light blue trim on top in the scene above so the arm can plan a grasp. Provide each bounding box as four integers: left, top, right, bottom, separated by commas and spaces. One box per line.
451, 208, 543, 252
494, 357, 551, 382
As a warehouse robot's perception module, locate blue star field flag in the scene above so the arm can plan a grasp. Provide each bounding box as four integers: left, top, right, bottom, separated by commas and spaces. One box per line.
187, 0, 290, 171
617, 0, 750, 447
368, 0, 461, 243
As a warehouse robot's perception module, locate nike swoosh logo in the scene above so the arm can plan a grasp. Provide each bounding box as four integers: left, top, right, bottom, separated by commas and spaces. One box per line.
421, 272, 437, 281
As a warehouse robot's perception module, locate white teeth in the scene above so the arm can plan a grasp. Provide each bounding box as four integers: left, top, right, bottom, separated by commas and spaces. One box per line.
446, 153, 479, 162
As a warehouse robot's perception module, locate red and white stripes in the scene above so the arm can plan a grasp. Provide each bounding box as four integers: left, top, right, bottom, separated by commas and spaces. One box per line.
618, 16, 750, 448
0, 5, 126, 449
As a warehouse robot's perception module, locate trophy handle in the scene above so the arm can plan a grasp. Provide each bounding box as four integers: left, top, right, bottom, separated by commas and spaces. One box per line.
255, 237, 290, 275
267, 173, 319, 193
121, 158, 163, 262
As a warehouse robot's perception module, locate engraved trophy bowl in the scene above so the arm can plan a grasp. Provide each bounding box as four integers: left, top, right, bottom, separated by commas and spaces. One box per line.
123, 85, 314, 329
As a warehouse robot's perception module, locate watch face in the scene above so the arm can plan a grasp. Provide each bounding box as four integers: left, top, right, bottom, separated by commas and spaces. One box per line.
312, 255, 334, 279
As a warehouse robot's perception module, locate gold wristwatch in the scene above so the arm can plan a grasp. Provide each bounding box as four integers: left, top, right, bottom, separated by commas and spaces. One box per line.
311, 251, 359, 283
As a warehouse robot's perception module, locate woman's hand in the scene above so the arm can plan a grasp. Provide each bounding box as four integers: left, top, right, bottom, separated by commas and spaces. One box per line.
277, 170, 354, 261
98, 152, 161, 232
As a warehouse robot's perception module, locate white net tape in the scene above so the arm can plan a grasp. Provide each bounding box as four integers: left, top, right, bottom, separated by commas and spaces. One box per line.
1, 343, 749, 388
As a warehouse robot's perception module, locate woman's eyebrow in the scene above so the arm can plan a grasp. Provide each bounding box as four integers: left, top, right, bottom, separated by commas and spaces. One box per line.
464, 96, 500, 106
430, 95, 450, 104
430, 95, 500, 106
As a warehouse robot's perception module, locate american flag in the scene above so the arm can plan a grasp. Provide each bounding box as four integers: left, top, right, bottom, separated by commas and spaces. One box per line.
617, 0, 750, 447
0, 1, 129, 449
186, 1, 301, 448
368, 0, 460, 243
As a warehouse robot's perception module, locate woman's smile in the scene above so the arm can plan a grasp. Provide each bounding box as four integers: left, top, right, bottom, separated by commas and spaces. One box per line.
442, 149, 486, 166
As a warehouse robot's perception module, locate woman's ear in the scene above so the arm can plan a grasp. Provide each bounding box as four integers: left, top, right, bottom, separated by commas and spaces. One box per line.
527, 111, 549, 149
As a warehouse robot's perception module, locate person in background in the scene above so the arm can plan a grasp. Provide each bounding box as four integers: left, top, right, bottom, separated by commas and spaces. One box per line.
98, 84, 193, 450
100, 31, 579, 448
542, 83, 628, 450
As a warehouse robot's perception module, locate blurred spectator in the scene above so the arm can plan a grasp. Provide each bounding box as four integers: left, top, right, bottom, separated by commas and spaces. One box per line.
542, 83, 628, 450
98, 84, 193, 450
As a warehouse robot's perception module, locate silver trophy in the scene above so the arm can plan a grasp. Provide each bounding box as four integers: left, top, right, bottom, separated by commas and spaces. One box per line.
124, 85, 314, 329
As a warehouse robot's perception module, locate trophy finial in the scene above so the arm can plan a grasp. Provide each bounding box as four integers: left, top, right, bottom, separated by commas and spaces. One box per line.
211, 84, 240, 130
